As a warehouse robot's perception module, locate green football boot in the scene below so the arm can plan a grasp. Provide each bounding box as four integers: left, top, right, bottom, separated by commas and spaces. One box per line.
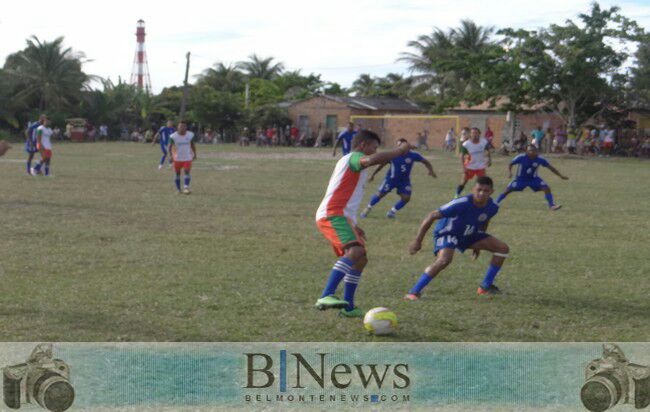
314, 295, 349, 310
340, 307, 364, 318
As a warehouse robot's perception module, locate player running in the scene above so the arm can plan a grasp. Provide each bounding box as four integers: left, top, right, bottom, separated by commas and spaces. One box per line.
456, 127, 491, 197
153, 120, 175, 169
332, 122, 357, 157
405, 176, 509, 300
361, 138, 436, 219
315, 130, 414, 318
25, 115, 45, 175
31, 117, 54, 177
169, 120, 196, 195
496, 144, 568, 210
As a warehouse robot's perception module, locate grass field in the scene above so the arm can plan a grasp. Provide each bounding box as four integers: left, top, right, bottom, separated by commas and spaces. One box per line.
0, 142, 648, 342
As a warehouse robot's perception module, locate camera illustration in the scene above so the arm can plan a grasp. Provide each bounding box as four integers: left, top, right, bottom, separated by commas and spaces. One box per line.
3, 343, 74, 412
581, 343, 650, 412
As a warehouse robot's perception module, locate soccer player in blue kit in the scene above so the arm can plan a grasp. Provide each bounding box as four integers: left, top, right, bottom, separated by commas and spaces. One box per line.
153, 120, 175, 169
25, 115, 45, 175
333, 122, 357, 157
404, 176, 509, 299
361, 139, 436, 218
496, 144, 568, 210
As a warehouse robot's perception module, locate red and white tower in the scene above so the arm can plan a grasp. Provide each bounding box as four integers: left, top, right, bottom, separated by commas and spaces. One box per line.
130, 19, 152, 93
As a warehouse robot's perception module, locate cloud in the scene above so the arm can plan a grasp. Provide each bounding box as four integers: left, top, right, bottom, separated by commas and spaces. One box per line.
1, 0, 648, 92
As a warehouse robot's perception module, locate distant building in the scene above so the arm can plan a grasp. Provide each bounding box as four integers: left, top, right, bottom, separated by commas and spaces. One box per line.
287, 95, 422, 145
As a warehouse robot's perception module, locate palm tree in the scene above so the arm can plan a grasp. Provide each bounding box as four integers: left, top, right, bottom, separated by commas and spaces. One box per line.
453, 20, 494, 52
3, 36, 93, 111
236, 54, 284, 80
197, 62, 246, 93
351, 74, 377, 96
399, 21, 495, 101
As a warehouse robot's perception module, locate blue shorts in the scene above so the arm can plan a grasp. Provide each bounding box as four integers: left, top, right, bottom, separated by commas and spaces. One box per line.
378, 178, 412, 196
433, 233, 490, 254
507, 178, 548, 192
25, 140, 37, 154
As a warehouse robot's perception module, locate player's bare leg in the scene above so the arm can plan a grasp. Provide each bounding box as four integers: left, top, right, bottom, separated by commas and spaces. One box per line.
404, 248, 455, 300
467, 236, 509, 295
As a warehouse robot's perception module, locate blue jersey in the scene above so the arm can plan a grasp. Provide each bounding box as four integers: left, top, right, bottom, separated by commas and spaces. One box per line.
511, 154, 550, 180
434, 195, 499, 238
28, 122, 40, 142
385, 151, 424, 181
158, 126, 175, 146
337, 130, 356, 155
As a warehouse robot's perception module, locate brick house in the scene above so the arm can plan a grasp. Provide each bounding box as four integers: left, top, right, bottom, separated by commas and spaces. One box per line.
287, 95, 422, 143
446, 99, 566, 148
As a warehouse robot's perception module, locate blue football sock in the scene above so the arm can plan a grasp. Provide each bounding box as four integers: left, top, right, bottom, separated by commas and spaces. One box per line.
184, 174, 191, 187
174, 175, 181, 191
369, 194, 381, 207
26, 161, 31, 173
160, 155, 166, 165
456, 184, 464, 196
321, 257, 353, 298
343, 269, 362, 310
34, 162, 42, 172
44, 165, 49, 176
481, 264, 502, 289
410, 273, 433, 294
496, 193, 507, 204
544, 192, 554, 207
393, 199, 407, 211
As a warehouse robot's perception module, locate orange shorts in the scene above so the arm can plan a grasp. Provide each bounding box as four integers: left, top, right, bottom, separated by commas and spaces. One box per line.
38, 145, 52, 160
173, 161, 192, 173
464, 168, 486, 180
316, 216, 365, 257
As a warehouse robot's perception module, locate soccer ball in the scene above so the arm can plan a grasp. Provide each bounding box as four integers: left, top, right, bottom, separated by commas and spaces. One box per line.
363, 307, 397, 336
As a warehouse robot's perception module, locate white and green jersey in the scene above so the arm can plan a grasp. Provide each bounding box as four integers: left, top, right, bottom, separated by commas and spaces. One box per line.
170, 131, 194, 161
316, 152, 367, 225
462, 137, 489, 170
37, 125, 53, 150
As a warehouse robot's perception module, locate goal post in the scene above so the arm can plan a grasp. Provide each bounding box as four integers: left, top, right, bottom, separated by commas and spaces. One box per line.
349, 114, 460, 149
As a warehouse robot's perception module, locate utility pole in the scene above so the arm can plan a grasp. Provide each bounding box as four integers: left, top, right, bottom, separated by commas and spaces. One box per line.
244, 82, 250, 110
180, 52, 191, 119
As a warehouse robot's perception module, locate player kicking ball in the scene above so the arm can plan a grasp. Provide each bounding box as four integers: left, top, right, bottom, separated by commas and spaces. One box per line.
169, 120, 196, 195
496, 144, 568, 210
315, 130, 414, 318
361, 138, 436, 219
456, 127, 491, 197
405, 176, 509, 300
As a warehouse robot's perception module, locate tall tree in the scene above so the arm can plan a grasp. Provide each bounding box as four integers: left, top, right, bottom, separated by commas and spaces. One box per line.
498, 2, 645, 126
237, 54, 284, 80
351, 74, 377, 96
629, 38, 650, 108
196, 62, 246, 93
3, 36, 92, 111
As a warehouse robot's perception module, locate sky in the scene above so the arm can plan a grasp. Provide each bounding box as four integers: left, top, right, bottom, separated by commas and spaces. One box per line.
1, 0, 649, 93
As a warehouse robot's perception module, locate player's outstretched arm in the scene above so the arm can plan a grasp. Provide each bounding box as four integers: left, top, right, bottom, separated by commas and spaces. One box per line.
547, 164, 568, 180
409, 210, 442, 255
360, 142, 412, 169
369, 162, 387, 181
191, 142, 197, 160
421, 158, 436, 178
486, 147, 492, 167
152, 132, 160, 145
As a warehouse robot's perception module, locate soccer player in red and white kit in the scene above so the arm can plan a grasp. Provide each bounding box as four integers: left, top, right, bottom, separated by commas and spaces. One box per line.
456, 127, 491, 197
168, 120, 196, 195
